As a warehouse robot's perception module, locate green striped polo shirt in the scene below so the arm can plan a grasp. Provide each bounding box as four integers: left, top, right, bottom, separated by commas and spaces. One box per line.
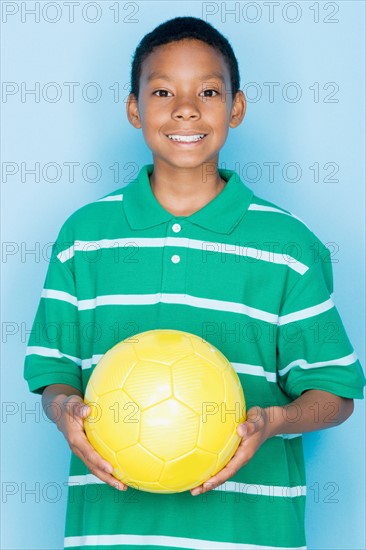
24, 163, 365, 550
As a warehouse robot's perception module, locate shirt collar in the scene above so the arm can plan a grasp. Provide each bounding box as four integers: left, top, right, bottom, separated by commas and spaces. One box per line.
122, 164, 253, 235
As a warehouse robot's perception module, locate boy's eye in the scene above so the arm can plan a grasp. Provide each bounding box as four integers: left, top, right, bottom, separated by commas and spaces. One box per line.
153, 90, 172, 97
201, 89, 220, 97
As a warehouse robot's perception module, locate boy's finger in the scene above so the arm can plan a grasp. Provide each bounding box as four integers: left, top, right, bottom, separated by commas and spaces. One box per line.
191, 470, 228, 495
237, 421, 256, 437
93, 469, 128, 491
62, 399, 87, 422
75, 445, 128, 490
192, 452, 247, 496
237, 423, 248, 437
77, 435, 114, 474
82, 449, 128, 490
66, 399, 88, 416
84, 447, 113, 474
79, 404, 90, 417
238, 407, 265, 436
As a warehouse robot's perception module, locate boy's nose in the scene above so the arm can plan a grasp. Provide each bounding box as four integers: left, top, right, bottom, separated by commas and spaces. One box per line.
171, 99, 200, 119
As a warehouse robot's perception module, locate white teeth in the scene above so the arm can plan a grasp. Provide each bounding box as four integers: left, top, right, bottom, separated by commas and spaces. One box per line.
168, 134, 205, 142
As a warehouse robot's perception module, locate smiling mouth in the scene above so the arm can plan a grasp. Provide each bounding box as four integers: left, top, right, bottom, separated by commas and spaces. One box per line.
166, 134, 207, 143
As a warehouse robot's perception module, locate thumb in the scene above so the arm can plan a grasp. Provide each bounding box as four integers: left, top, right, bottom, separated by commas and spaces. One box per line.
237, 406, 264, 437
79, 403, 90, 418
237, 422, 248, 437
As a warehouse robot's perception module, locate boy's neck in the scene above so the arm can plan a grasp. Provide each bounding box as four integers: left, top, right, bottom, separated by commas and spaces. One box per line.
148, 161, 227, 217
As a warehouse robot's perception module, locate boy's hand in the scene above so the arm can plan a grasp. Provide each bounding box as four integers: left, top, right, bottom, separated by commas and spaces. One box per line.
55, 394, 128, 491
190, 406, 270, 496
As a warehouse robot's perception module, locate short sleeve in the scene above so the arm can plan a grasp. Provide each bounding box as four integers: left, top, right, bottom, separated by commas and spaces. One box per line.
277, 244, 366, 400
23, 231, 82, 395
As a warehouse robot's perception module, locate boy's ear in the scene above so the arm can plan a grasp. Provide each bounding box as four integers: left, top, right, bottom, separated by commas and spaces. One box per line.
126, 93, 142, 129
229, 90, 246, 129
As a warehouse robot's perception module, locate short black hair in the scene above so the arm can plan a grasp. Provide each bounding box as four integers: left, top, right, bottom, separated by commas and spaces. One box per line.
129, 16, 240, 100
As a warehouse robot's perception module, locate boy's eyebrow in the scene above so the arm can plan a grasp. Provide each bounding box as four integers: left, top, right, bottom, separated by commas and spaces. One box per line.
146, 71, 226, 83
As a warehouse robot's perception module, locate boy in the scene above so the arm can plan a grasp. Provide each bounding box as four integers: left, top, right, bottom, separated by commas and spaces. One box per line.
24, 16, 365, 550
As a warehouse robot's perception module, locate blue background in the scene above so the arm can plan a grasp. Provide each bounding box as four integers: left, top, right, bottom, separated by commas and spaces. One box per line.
1, 1, 365, 549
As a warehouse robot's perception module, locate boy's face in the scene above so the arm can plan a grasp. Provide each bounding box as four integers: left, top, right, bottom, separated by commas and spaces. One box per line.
127, 38, 246, 171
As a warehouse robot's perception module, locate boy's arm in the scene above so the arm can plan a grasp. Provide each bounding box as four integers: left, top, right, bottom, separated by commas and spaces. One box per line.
264, 389, 354, 437
191, 389, 354, 496
41, 384, 128, 492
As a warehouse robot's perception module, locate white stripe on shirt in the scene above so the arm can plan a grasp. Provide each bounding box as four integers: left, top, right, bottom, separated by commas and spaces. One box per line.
232, 362, 277, 383
248, 204, 289, 215
56, 236, 308, 274
77, 292, 279, 324
64, 533, 307, 549
278, 351, 358, 378
66, 475, 306, 499
41, 288, 78, 307
25, 345, 81, 366
248, 204, 310, 230
278, 297, 334, 325
41, 290, 337, 330
97, 194, 123, 202
81, 354, 104, 370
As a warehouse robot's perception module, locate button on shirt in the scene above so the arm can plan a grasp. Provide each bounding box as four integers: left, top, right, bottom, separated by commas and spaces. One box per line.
24, 163, 365, 550
172, 223, 181, 233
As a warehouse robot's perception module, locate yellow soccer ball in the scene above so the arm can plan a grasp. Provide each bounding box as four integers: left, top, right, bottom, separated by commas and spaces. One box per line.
84, 329, 246, 493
